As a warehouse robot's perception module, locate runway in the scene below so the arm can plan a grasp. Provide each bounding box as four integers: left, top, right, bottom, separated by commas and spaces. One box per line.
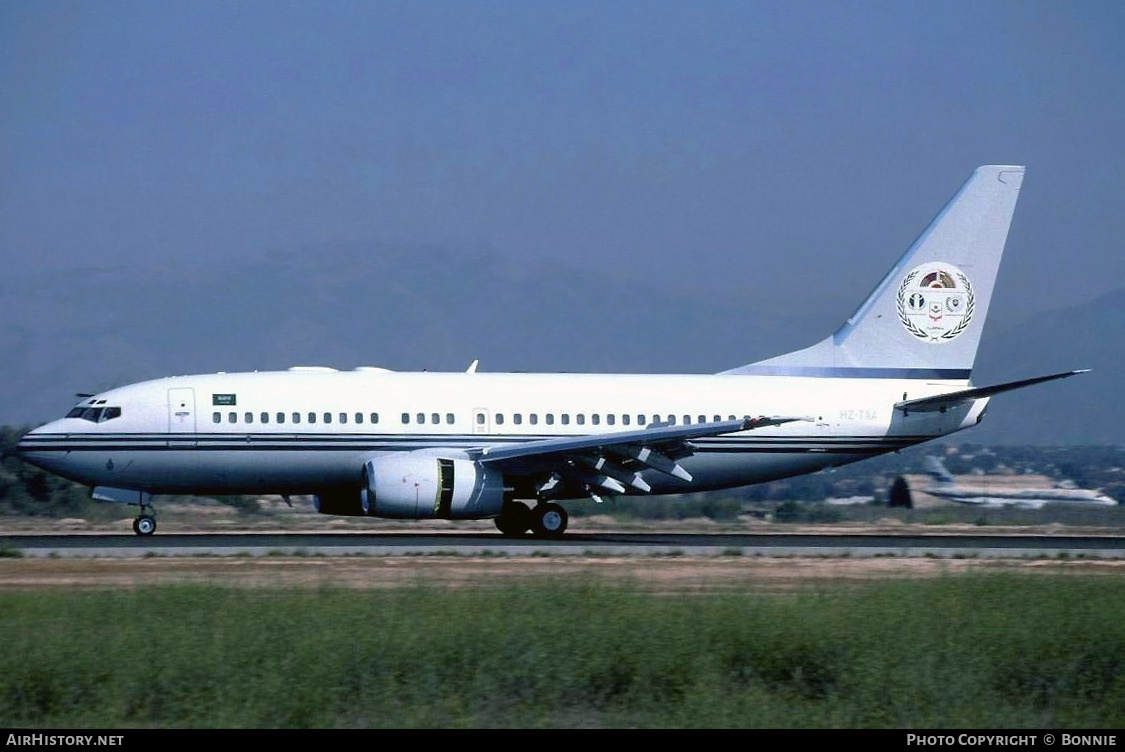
3, 531, 1125, 559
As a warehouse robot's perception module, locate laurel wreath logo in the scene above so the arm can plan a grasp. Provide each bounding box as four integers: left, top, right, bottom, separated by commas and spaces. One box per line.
897, 269, 975, 343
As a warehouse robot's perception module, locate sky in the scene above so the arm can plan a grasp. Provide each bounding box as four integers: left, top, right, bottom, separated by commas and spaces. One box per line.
2, 1, 1124, 326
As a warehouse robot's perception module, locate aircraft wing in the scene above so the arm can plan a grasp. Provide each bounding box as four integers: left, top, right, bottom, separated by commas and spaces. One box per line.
894, 370, 1088, 414
470, 416, 802, 498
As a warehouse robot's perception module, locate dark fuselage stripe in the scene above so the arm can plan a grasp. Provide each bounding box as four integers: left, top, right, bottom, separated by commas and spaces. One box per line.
20, 434, 924, 454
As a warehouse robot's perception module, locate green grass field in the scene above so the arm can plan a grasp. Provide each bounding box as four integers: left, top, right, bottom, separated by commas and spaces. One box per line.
2, 573, 1123, 728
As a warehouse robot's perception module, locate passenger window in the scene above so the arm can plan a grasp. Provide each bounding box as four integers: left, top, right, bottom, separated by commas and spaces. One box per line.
496, 413, 505, 425
228, 412, 237, 424
292, 413, 301, 424
713, 415, 721, 423
261, 412, 269, 424
245, 412, 253, 423
325, 413, 332, 424
729, 415, 736, 421
546, 414, 554, 425
402, 413, 410, 424
652, 414, 660, 425
698, 415, 706, 424
446, 413, 454, 424
213, 412, 221, 424
622, 415, 630, 426
371, 413, 379, 424
530, 414, 538, 425
476, 413, 485, 425
592, 414, 600, 425
638, 415, 646, 426
416, 413, 424, 424
513, 413, 522, 425
339, 413, 347, 424
308, 413, 316, 424
431, 413, 439, 424
561, 414, 570, 425
576, 414, 585, 425
606, 414, 614, 425
355, 413, 363, 424
277, 412, 285, 424
683, 415, 691, 425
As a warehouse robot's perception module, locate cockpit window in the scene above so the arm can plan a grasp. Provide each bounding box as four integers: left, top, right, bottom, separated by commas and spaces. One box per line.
68, 405, 123, 423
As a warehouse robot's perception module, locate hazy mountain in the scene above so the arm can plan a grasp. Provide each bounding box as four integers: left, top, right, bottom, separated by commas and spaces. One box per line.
2, 245, 1119, 444
968, 288, 1125, 445
0, 244, 826, 425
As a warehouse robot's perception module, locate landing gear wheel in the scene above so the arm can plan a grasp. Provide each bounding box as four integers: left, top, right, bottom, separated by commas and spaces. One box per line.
531, 502, 568, 538
494, 502, 531, 536
133, 515, 157, 536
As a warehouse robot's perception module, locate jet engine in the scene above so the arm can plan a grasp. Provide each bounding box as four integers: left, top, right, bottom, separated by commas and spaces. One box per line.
361, 454, 505, 519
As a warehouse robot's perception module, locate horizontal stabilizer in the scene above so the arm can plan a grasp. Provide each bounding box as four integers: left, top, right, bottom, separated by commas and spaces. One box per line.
894, 370, 1089, 414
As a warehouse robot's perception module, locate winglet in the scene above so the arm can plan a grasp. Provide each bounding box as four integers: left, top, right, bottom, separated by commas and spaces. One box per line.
466, 359, 479, 374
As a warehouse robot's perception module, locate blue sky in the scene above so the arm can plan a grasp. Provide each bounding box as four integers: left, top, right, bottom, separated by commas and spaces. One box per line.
3, 1, 1124, 324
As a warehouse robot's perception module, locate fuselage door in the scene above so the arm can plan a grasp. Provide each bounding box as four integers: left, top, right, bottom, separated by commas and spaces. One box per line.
472, 408, 490, 435
168, 388, 196, 433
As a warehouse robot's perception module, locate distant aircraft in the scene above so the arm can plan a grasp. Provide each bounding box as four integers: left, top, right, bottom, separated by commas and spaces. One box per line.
18, 166, 1087, 536
920, 456, 1115, 509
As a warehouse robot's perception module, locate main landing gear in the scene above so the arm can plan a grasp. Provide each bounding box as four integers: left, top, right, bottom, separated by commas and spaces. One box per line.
494, 501, 569, 538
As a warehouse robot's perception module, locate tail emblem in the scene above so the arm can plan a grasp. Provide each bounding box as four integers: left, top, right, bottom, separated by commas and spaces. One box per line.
897, 262, 975, 343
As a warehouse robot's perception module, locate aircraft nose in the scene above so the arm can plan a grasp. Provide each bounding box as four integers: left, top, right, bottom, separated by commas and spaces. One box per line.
15, 422, 61, 464
15, 426, 40, 456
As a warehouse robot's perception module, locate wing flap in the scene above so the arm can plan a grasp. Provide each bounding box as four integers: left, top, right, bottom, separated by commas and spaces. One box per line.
473, 416, 796, 464
473, 416, 804, 495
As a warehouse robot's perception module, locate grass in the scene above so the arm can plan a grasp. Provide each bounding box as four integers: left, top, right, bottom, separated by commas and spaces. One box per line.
1, 574, 1123, 728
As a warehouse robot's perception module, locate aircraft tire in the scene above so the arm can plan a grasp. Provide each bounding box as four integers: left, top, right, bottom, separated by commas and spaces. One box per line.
532, 502, 568, 538
494, 503, 531, 536
134, 515, 157, 536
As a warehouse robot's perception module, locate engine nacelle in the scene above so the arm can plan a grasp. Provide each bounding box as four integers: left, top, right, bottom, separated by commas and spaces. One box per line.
313, 490, 370, 517
363, 454, 505, 519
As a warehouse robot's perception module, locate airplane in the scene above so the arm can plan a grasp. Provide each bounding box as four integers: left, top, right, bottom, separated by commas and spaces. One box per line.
918, 456, 1115, 509
17, 165, 1087, 536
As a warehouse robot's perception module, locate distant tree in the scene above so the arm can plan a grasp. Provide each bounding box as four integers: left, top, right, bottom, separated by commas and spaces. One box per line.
888, 476, 913, 509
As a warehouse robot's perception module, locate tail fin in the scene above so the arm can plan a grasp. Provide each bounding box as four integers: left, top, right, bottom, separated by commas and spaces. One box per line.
724, 165, 1025, 380
923, 456, 956, 485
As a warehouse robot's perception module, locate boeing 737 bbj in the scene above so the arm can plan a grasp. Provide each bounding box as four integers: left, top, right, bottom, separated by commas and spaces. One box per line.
18, 166, 1085, 536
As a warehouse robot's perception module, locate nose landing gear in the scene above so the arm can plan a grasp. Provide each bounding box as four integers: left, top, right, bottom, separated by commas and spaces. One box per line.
132, 499, 157, 536
132, 514, 157, 536
92, 487, 159, 536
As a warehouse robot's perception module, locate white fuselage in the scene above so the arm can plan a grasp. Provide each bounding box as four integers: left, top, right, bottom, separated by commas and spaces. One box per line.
927, 486, 1116, 509
19, 368, 985, 499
